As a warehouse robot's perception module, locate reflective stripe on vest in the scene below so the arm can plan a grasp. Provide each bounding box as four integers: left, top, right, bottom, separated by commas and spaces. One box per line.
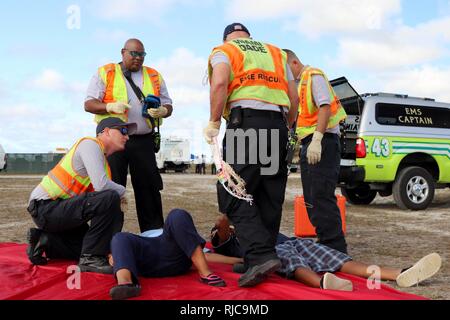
40, 138, 112, 200
208, 38, 290, 120
296, 67, 347, 139
96, 63, 163, 128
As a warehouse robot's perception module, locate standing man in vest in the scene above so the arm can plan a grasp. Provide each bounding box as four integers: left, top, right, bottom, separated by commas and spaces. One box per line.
284, 49, 348, 254
26, 118, 137, 273
204, 23, 299, 287
85, 39, 173, 232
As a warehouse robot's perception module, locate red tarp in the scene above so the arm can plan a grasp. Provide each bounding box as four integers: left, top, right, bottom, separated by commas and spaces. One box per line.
0, 243, 426, 300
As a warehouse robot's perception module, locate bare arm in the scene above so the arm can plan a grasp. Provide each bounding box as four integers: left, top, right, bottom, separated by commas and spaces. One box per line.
162, 104, 173, 118
209, 63, 230, 122
287, 80, 299, 128
205, 252, 243, 265
84, 98, 108, 115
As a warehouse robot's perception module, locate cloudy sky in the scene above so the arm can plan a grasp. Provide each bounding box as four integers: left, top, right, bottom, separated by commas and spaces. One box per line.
1, 0, 450, 154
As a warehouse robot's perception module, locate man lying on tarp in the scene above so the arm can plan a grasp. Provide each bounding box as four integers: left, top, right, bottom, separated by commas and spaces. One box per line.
210, 214, 442, 291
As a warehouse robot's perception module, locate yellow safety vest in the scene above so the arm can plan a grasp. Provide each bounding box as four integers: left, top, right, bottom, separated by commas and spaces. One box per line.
208, 38, 291, 120
40, 138, 111, 200
96, 63, 163, 128
297, 67, 347, 139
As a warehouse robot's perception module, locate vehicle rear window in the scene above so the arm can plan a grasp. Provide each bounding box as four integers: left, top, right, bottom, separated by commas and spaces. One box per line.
331, 79, 364, 115
375, 103, 450, 128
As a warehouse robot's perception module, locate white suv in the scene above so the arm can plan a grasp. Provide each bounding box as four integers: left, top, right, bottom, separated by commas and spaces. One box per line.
331, 77, 450, 210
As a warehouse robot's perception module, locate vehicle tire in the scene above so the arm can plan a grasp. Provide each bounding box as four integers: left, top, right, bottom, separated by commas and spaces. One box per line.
341, 184, 377, 205
393, 166, 435, 210
378, 188, 392, 197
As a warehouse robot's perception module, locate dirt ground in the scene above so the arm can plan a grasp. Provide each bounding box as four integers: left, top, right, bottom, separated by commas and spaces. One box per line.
0, 173, 448, 300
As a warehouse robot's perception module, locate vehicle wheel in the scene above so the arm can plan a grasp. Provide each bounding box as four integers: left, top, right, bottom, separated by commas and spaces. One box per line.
341, 184, 377, 205
393, 166, 435, 210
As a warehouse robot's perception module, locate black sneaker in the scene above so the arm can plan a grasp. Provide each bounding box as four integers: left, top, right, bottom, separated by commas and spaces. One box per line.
232, 263, 248, 274
110, 284, 141, 300
78, 254, 113, 274
26, 228, 48, 265
238, 259, 281, 287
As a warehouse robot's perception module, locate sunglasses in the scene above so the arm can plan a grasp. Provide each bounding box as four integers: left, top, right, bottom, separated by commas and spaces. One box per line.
111, 127, 129, 136
124, 49, 147, 58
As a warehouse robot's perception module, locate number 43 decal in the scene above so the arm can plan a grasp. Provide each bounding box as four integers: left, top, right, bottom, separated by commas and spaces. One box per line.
372, 138, 390, 157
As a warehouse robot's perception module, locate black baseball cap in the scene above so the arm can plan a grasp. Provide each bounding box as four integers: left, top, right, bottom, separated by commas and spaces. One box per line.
96, 117, 137, 135
223, 23, 250, 41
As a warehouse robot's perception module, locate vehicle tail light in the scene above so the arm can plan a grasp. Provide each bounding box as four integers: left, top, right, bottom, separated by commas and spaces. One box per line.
355, 138, 366, 158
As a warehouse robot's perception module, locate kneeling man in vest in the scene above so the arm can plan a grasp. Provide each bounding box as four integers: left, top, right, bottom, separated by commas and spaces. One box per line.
26, 118, 136, 274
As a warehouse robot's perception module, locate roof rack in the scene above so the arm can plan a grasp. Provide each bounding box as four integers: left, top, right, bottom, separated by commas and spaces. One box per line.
361, 92, 435, 102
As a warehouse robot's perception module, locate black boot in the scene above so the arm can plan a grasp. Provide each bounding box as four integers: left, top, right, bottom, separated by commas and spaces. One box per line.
26, 228, 48, 265
232, 263, 248, 274
238, 259, 281, 287
78, 254, 113, 274
110, 284, 141, 300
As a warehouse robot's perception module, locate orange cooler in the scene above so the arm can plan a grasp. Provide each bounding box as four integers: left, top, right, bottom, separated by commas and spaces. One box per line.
294, 194, 347, 237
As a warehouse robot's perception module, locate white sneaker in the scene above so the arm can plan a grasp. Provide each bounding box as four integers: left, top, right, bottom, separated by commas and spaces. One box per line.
396, 253, 442, 288
321, 272, 353, 292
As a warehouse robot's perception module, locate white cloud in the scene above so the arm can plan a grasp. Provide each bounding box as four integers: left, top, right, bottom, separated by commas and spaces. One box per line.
92, 29, 131, 44
342, 65, 450, 106
381, 66, 450, 103
154, 48, 210, 109
227, 0, 401, 38
0, 101, 95, 153
154, 48, 208, 87
398, 15, 450, 42
170, 86, 209, 106
335, 37, 442, 70
91, 0, 216, 20
334, 15, 450, 71
90, 0, 210, 21
226, 0, 450, 73
30, 69, 86, 95
32, 70, 65, 91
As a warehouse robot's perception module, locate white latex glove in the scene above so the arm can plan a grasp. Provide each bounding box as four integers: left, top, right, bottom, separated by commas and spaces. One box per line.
203, 121, 221, 145
306, 131, 323, 165
147, 106, 168, 118
120, 196, 128, 213
106, 102, 131, 114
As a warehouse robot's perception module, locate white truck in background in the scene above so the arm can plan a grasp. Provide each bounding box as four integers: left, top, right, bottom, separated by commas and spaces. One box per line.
156, 137, 191, 173
0, 144, 7, 171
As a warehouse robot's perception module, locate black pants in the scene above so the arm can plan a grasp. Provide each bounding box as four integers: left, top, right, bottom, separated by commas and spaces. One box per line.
218, 108, 288, 267
27, 190, 124, 259
300, 133, 347, 254
108, 133, 164, 232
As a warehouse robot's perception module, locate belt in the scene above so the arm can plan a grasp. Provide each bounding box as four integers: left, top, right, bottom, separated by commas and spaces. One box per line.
230, 108, 284, 120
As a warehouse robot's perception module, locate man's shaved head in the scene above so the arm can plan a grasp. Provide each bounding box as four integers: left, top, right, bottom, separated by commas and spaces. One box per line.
121, 38, 146, 72
283, 49, 300, 64
283, 48, 303, 79
123, 38, 144, 50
